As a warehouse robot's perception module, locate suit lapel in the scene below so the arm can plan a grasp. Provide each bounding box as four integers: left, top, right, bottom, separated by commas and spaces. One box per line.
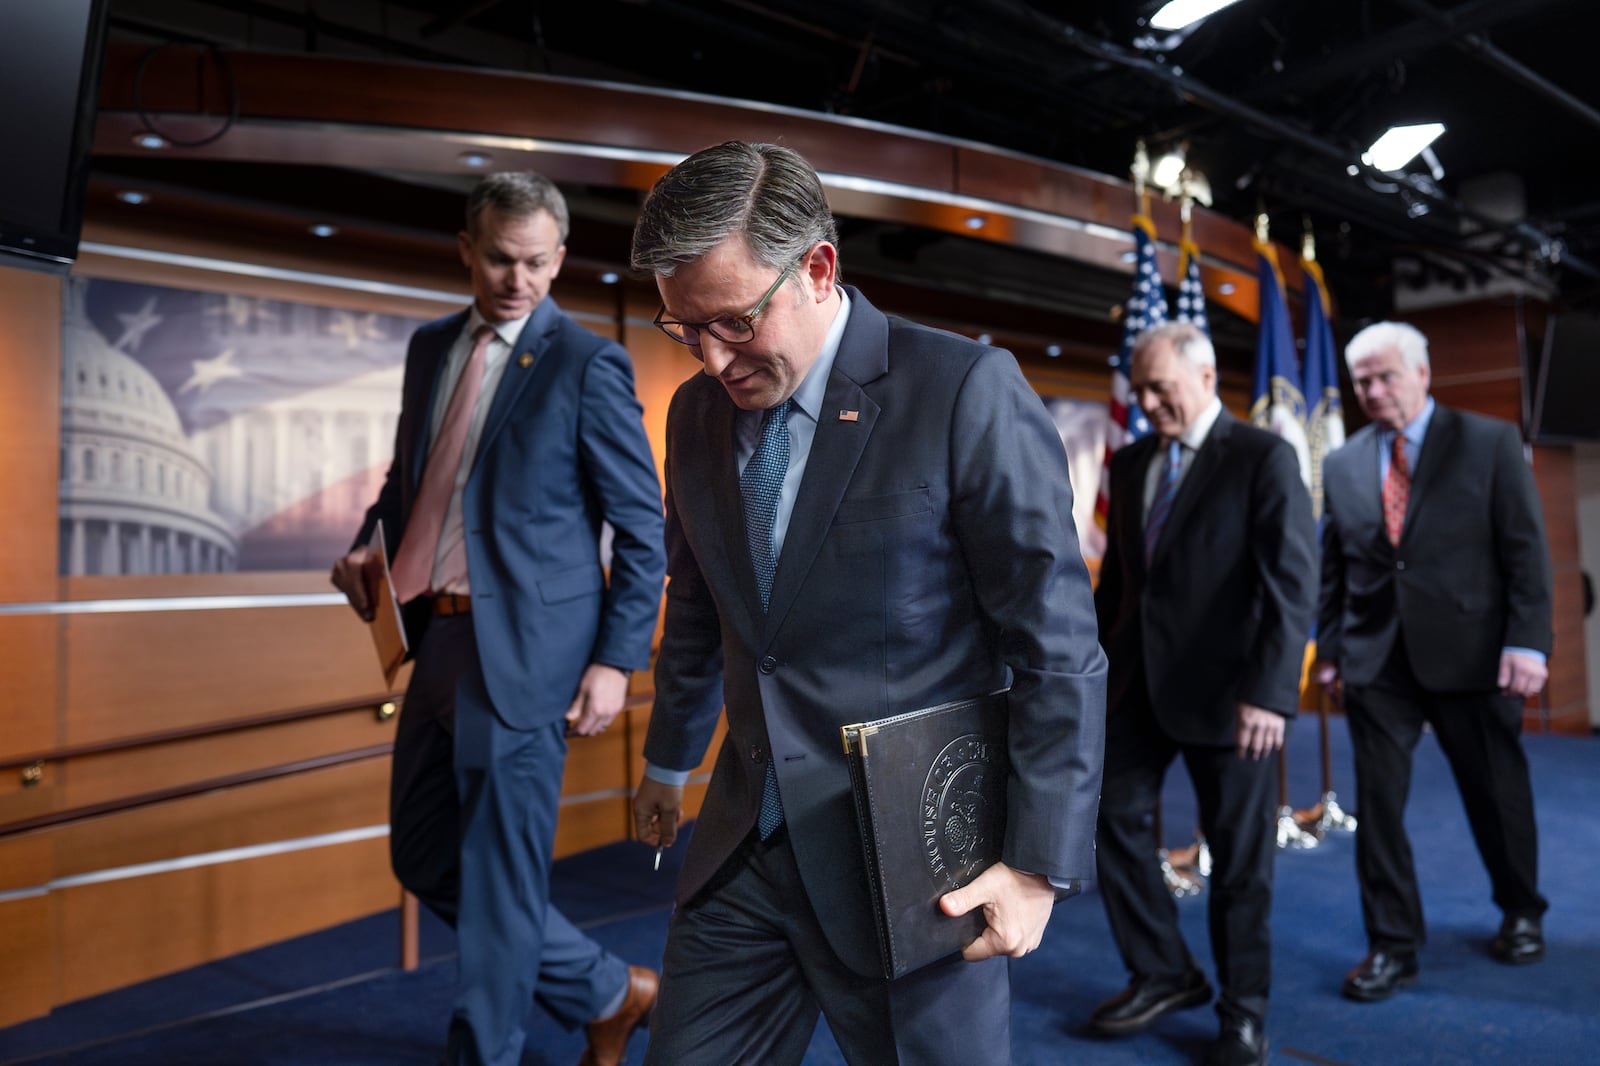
1149, 410, 1234, 565
476, 298, 559, 460
407, 310, 470, 492
1340, 425, 1386, 538
761, 289, 889, 642
1401, 404, 1455, 541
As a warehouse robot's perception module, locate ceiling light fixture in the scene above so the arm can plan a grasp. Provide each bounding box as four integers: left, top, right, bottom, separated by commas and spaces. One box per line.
1149, 0, 1245, 32
131, 130, 168, 149
1151, 147, 1186, 191
1362, 123, 1445, 173
309, 223, 338, 238
458, 150, 493, 169
116, 191, 149, 205
599, 272, 619, 285
1045, 344, 1062, 358
964, 215, 986, 230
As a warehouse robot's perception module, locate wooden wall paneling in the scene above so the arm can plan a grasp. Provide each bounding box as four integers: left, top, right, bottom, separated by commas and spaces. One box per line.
61, 604, 392, 747
0, 615, 62, 767
0, 267, 63, 601
553, 798, 632, 860
55, 835, 394, 1004
49, 756, 389, 879
1428, 381, 1522, 426
1531, 447, 1589, 731
57, 709, 397, 811
0, 834, 57, 1026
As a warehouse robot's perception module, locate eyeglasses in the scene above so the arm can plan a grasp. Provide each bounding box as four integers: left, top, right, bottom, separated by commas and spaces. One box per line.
653, 261, 799, 349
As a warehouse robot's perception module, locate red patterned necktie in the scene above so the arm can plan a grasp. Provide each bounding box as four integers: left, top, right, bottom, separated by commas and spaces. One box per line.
1382, 432, 1410, 547
390, 325, 495, 603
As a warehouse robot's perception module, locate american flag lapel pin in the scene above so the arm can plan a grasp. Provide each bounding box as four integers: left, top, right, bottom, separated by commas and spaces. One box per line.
838, 409, 859, 422
517, 352, 534, 368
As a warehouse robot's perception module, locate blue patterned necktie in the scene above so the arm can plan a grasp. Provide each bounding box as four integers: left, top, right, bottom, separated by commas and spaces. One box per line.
1144, 439, 1183, 566
742, 398, 792, 840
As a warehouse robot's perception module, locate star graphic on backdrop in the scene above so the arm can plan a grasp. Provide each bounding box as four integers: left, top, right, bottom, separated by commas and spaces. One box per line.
113, 297, 164, 352
329, 310, 386, 349
205, 294, 277, 328
178, 349, 245, 395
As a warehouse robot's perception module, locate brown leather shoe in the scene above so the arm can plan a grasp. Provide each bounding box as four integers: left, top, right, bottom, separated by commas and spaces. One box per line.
577, 965, 658, 1066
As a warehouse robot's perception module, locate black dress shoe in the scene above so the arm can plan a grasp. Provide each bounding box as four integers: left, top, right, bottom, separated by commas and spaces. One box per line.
1490, 915, 1544, 964
1341, 950, 1419, 1002
1205, 1016, 1268, 1066
1090, 968, 1213, 1036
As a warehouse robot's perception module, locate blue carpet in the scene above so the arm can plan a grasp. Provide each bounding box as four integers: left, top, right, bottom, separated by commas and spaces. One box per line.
3, 715, 1596, 1065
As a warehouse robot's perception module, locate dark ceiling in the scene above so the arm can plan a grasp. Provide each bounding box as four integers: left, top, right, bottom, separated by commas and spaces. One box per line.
99, 0, 1600, 338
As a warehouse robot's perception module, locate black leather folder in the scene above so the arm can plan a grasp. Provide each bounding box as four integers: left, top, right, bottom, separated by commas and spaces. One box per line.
840, 690, 1009, 979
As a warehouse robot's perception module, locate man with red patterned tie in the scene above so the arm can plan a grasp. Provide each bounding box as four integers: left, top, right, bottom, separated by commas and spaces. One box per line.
330, 171, 665, 1066
1314, 321, 1553, 1003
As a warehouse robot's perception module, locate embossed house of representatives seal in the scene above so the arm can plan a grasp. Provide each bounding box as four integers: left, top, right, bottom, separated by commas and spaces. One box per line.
920, 732, 1006, 891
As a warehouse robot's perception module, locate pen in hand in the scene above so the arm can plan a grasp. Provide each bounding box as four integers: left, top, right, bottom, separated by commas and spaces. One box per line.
653, 845, 663, 872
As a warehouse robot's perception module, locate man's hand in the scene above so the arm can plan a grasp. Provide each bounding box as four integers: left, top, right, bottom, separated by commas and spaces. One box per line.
1310, 658, 1342, 703
939, 862, 1055, 962
330, 547, 376, 621
1236, 703, 1285, 760
633, 776, 685, 850
1498, 650, 1548, 698
564, 663, 631, 737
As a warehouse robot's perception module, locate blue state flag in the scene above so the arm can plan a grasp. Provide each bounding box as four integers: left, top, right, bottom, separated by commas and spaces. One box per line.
1301, 258, 1345, 520
1250, 240, 1311, 488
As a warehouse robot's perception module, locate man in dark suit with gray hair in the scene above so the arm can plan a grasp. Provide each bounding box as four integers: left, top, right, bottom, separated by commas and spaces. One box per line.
628, 140, 1106, 1065
1091, 320, 1317, 1066
1314, 320, 1553, 1002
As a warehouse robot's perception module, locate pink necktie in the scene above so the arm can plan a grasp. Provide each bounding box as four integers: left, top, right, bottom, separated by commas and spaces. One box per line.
391, 325, 495, 603
1382, 432, 1410, 547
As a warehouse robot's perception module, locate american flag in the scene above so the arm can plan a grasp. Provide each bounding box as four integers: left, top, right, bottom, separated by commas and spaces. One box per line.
1176, 235, 1210, 338
1095, 214, 1168, 533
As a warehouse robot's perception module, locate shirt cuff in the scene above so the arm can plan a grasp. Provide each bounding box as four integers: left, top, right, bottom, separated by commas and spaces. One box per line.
644, 762, 692, 787
1502, 646, 1547, 665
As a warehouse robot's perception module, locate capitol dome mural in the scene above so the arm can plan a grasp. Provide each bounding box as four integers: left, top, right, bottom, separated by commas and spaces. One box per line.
59, 281, 237, 575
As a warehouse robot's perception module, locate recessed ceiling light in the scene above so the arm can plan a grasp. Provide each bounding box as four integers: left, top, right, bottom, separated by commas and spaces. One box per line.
459, 151, 492, 169
1045, 344, 1062, 358
1218, 282, 1236, 295
964, 215, 986, 230
599, 271, 619, 285
976, 333, 992, 345
116, 190, 149, 205
309, 223, 338, 238
131, 131, 167, 149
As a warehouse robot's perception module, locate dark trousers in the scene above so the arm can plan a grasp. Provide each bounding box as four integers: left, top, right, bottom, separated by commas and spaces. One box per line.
643, 826, 1011, 1066
389, 614, 628, 1066
1096, 691, 1277, 1027
1344, 643, 1547, 954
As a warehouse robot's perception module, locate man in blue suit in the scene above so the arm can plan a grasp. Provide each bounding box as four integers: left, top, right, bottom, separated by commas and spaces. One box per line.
628, 142, 1106, 1065
331, 171, 666, 1066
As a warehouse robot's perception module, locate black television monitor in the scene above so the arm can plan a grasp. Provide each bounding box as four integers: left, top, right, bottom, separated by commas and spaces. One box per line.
0, 0, 111, 275
1529, 310, 1600, 443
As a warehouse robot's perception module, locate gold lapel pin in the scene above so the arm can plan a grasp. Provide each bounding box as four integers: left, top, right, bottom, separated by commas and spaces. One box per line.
838, 410, 859, 422
517, 352, 534, 368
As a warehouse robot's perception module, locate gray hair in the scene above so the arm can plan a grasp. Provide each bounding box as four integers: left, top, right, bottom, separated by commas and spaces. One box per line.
1132, 320, 1216, 369
1345, 321, 1430, 372
466, 171, 570, 242
631, 141, 840, 278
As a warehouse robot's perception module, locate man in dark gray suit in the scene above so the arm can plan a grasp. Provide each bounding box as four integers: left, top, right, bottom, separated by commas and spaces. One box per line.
1314, 321, 1553, 1002
1091, 321, 1317, 1066
627, 141, 1106, 1065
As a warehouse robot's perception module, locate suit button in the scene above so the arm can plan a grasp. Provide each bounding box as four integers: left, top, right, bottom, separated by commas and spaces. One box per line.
1396, 560, 1406, 571
759, 656, 777, 674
